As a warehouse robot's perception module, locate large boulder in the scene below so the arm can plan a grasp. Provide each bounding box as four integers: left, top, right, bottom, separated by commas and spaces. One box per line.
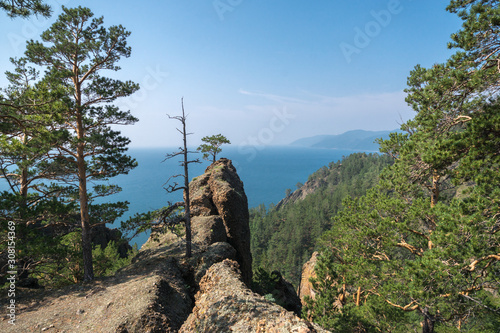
189, 158, 252, 286
2, 254, 193, 333
180, 260, 331, 333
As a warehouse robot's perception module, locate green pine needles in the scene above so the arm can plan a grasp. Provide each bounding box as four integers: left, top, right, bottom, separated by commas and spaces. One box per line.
305, 1, 500, 332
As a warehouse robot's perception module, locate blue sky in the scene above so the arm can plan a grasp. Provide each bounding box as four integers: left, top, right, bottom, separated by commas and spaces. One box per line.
0, 0, 463, 148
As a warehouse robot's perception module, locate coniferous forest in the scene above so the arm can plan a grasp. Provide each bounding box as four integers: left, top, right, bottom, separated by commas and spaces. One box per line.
253, 1, 500, 331
0, 1, 499, 332
250, 153, 393, 285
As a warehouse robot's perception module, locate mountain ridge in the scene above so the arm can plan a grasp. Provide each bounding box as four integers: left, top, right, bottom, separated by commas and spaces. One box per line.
290, 129, 396, 151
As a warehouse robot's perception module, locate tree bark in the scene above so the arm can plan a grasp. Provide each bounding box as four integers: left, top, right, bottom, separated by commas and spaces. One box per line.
77, 113, 94, 281
74, 62, 94, 280
422, 307, 435, 333
430, 170, 440, 208
181, 102, 192, 258
19, 133, 28, 210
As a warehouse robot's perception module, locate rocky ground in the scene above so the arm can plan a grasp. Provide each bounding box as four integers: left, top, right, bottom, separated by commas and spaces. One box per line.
181, 259, 329, 333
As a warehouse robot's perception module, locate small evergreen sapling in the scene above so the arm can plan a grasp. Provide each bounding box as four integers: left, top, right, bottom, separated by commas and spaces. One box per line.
197, 134, 230, 163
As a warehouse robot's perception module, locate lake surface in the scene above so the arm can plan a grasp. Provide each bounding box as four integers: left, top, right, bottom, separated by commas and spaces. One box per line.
1, 146, 374, 247
112, 146, 369, 247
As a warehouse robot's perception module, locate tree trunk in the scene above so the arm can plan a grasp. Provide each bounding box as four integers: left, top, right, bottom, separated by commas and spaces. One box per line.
75, 72, 94, 281
19, 167, 28, 211
182, 105, 192, 258
422, 307, 435, 333
19, 133, 28, 211
77, 139, 94, 281
430, 170, 440, 208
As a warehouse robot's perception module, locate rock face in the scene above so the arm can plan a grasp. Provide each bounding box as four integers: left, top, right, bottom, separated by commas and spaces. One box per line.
180, 259, 330, 333
189, 158, 253, 286
298, 252, 319, 306
270, 271, 303, 316
275, 177, 324, 210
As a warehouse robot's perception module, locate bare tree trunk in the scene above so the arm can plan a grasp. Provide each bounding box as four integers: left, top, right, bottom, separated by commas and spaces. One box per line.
166, 98, 199, 258
181, 107, 192, 258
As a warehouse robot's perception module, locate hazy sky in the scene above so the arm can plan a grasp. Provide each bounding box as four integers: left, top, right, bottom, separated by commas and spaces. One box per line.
0, 0, 463, 148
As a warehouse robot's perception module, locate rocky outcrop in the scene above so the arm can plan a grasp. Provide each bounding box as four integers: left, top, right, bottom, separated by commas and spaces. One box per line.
180, 259, 330, 333
189, 158, 252, 286
191, 215, 227, 248
1, 159, 331, 333
275, 178, 324, 210
298, 252, 319, 306
270, 271, 303, 316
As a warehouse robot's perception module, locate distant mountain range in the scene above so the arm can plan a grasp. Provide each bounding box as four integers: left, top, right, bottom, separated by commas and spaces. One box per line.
290, 129, 396, 151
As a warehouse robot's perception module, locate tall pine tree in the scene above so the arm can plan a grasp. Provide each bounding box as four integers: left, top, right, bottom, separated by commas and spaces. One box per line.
24, 6, 139, 281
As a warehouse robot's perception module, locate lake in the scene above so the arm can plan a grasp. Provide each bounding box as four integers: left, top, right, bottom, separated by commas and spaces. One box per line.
112, 146, 370, 247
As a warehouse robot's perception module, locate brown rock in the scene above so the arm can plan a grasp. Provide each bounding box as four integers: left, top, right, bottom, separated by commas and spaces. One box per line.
180, 260, 331, 333
189, 172, 218, 217
193, 242, 237, 284
2, 256, 192, 333
189, 158, 253, 286
191, 215, 227, 248
271, 271, 303, 316
298, 252, 319, 306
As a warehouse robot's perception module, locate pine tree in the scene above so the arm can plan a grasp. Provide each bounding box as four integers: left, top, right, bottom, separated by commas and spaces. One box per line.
197, 134, 230, 163
307, 1, 500, 331
23, 6, 139, 281
0, 0, 51, 18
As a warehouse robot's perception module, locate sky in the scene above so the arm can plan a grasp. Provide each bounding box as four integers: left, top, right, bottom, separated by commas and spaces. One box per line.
0, 0, 464, 148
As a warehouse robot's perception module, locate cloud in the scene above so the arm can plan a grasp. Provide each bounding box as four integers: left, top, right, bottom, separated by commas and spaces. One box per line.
234, 89, 413, 144
123, 89, 414, 148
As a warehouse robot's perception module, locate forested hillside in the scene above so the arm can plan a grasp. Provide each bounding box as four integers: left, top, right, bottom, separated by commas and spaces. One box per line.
250, 153, 393, 285
304, 1, 500, 332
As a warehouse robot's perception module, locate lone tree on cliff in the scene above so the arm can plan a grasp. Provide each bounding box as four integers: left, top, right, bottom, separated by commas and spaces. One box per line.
197, 134, 230, 163
164, 98, 200, 258
23, 6, 139, 281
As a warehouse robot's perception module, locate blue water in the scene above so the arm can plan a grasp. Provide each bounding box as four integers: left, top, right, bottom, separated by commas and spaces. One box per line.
110, 146, 365, 247
1, 146, 369, 247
